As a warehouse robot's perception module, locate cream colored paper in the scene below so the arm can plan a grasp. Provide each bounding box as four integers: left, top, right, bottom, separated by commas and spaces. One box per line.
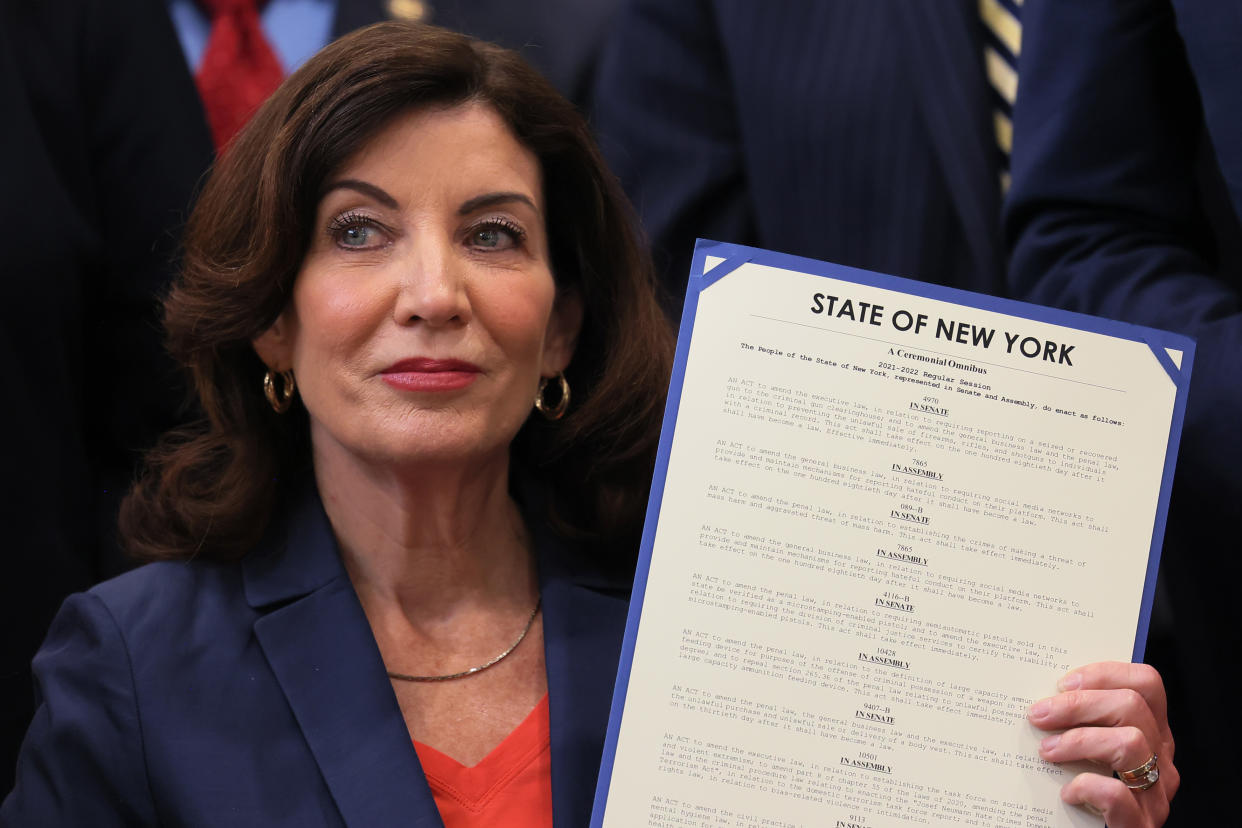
599, 260, 1180, 828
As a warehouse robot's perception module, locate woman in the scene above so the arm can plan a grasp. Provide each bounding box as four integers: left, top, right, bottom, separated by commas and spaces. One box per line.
2, 22, 1176, 828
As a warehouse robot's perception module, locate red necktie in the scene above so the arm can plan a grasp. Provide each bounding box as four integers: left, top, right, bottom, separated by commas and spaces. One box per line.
194, 0, 285, 151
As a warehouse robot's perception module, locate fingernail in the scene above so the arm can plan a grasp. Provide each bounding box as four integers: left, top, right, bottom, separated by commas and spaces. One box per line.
1029, 699, 1051, 719
1057, 672, 1082, 691
1040, 734, 1060, 751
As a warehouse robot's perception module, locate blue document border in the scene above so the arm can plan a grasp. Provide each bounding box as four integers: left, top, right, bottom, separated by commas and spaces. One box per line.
589, 240, 1195, 825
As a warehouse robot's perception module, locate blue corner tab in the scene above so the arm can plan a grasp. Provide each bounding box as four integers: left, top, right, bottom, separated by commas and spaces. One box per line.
690, 239, 752, 291
1143, 335, 1186, 386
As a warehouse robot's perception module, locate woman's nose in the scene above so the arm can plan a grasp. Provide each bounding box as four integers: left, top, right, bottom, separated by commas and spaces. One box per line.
393, 241, 471, 326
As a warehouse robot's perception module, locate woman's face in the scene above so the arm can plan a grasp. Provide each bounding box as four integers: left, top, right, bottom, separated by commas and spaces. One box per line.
254, 103, 580, 469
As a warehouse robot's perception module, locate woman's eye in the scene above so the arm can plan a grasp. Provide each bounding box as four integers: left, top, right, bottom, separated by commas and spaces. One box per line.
468, 220, 525, 251
341, 225, 375, 247
327, 214, 385, 249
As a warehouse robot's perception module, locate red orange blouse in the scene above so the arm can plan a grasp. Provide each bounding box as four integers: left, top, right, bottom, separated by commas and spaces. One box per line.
413, 694, 554, 827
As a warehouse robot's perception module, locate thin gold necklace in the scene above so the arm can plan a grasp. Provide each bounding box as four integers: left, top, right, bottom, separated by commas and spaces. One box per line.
386, 598, 542, 683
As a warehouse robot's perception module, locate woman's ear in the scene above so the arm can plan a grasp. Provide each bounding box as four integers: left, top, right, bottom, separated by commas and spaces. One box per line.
542, 290, 583, 375
252, 312, 295, 372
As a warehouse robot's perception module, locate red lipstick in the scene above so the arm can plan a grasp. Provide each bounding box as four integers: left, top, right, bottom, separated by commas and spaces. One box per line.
380, 358, 480, 392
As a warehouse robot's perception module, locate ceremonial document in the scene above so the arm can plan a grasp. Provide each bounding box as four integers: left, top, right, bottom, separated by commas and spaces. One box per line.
591, 242, 1193, 828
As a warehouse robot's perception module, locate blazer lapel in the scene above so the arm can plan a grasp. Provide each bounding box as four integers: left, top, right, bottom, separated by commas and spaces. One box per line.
897, 1, 1005, 295
245, 486, 631, 827
244, 494, 445, 828
538, 529, 632, 828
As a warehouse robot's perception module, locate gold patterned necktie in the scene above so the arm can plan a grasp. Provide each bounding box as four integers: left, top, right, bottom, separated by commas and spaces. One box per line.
979, 0, 1023, 190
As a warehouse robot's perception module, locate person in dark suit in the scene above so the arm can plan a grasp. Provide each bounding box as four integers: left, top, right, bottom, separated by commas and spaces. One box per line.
0, 0, 214, 791
3, 21, 1181, 828
1003, 2, 1242, 824
591, 0, 1008, 314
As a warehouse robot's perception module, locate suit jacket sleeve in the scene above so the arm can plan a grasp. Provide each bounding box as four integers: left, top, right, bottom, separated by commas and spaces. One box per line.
591, 0, 755, 308
1, 593, 158, 826
1003, 0, 1242, 521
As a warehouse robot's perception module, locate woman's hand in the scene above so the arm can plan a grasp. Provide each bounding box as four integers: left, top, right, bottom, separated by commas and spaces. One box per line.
1027, 661, 1178, 826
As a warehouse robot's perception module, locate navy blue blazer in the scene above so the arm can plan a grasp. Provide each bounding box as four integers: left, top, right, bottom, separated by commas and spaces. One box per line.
1, 493, 630, 827
592, 0, 1006, 312
1003, 1, 1242, 824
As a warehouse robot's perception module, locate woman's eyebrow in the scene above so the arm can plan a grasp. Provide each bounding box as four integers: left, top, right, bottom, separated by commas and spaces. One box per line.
458, 191, 539, 216
320, 179, 398, 208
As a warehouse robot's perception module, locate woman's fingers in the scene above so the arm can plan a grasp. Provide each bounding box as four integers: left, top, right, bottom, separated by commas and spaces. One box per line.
1060, 768, 1172, 828
1037, 725, 1152, 773
1026, 661, 1179, 826
1028, 687, 1160, 744
1056, 661, 1171, 745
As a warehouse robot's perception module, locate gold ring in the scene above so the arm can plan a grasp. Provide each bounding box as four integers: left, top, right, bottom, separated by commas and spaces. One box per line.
1117, 753, 1159, 791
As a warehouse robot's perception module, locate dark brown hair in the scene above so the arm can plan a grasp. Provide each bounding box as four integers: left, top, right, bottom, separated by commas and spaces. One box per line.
120, 21, 674, 563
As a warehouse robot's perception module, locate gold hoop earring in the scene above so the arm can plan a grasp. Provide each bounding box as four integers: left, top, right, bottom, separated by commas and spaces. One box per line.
534, 372, 570, 420
263, 369, 296, 413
